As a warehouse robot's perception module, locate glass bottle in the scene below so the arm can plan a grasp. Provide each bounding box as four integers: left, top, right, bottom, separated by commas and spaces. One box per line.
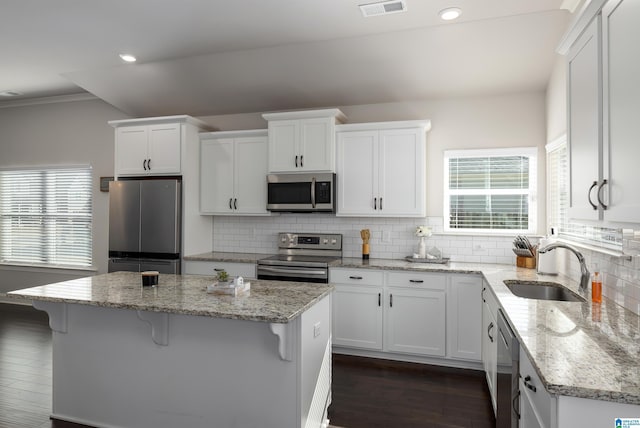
591, 271, 602, 304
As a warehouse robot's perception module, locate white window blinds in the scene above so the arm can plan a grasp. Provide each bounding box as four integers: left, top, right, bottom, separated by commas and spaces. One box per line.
545, 137, 568, 235
0, 166, 93, 268
444, 148, 537, 233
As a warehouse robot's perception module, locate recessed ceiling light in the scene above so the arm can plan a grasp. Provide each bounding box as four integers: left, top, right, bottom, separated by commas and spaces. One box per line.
360, 0, 407, 17
0, 90, 23, 97
119, 53, 137, 63
439, 7, 462, 21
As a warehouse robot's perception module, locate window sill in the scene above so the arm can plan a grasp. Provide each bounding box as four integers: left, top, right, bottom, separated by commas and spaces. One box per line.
0, 263, 97, 275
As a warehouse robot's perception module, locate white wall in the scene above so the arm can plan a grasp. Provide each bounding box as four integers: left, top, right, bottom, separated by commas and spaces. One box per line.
0, 98, 130, 296
546, 55, 567, 143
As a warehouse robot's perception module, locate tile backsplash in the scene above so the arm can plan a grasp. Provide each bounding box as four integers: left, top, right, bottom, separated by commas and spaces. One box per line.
212, 215, 517, 264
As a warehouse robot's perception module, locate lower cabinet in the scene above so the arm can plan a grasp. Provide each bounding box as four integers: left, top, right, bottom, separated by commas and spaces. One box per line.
331, 268, 480, 361
385, 287, 446, 356
519, 346, 557, 428
482, 282, 499, 413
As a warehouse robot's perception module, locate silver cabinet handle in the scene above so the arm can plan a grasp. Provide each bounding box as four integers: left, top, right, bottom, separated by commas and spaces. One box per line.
295, 155, 298, 167
311, 177, 316, 208
588, 181, 598, 210
597, 179, 608, 210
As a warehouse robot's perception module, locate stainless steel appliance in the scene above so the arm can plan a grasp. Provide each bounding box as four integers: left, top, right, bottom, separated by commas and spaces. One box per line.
257, 233, 342, 283
108, 179, 181, 274
267, 173, 336, 212
496, 309, 520, 428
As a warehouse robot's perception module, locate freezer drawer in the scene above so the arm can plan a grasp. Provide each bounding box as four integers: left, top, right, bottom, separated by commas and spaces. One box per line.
108, 258, 180, 274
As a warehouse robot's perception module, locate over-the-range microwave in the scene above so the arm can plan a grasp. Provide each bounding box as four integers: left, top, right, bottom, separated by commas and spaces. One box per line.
267, 173, 335, 212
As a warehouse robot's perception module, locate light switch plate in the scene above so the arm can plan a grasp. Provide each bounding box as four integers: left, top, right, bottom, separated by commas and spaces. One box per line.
313, 322, 321, 338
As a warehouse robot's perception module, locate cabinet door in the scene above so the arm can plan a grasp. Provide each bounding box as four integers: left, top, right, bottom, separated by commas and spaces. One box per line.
147, 123, 182, 174
336, 131, 378, 216
200, 139, 234, 214
333, 284, 383, 350
299, 117, 334, 172
115, 126, 148, 175
567, 17, 602, 221
447, 275, 482, 361
268, 120, 298, 172
378, 128, 426, 217
385, 288, 446, 357
482, 297, 498, 414
602, 0, 640, 222
234, 136, 269, 215
520, 386, 544, 428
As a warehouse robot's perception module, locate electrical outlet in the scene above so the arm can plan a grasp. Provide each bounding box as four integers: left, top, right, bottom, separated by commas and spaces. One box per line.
313, 322, 321, 338
381, 229, 392, 244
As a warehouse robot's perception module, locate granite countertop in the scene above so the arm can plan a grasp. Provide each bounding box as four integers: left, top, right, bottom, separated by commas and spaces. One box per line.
7, 272, 332, 324
184, 251, 640, 405
184, 251, 273, 263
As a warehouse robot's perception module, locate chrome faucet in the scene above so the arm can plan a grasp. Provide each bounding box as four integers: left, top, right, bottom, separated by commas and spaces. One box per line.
538, 243, 590, 292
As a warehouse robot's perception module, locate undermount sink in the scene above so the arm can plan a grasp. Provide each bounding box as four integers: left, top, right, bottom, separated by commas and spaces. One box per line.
503, 280, 586, 302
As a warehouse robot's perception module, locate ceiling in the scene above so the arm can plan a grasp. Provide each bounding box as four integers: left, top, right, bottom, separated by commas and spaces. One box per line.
0, 0, 574, 117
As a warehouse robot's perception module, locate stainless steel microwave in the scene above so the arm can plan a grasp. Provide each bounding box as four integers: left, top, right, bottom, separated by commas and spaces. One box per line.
267, 173, 335, 212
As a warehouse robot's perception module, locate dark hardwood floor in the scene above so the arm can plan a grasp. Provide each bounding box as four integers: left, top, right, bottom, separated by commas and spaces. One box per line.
1, 303, 495, 428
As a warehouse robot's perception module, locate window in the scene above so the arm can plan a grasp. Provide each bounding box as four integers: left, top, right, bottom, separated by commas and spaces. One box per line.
0, 166, 93, 268
444, 148, 537, 233
546, 136, 568, 235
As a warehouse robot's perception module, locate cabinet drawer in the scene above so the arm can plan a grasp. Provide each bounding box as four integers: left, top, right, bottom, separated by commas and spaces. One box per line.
329, 268, 384, 286
386, 271, 446, 290
184, 261, 256, 278
520, 347, 555, 426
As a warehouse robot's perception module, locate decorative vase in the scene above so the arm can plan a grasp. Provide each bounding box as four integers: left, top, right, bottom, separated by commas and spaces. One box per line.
418, 237, 426, 258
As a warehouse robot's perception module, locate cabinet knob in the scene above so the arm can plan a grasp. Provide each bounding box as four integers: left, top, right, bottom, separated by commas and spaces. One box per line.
523, 375, 537, 392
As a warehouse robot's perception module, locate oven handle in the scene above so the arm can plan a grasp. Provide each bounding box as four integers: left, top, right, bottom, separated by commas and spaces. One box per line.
311, 177, 316, 209
258, 266, 327, 276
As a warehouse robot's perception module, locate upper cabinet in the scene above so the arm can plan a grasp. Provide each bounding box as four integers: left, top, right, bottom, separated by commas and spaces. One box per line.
109, 116, 211, 177
336, 121, 430, 217
262, 109, 346, 173
562, 0, 640, 222
199, 130, 270, 216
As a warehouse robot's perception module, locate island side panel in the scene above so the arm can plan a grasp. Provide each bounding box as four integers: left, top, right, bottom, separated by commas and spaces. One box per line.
300, 293, 332, 428
49, 303, 300, 428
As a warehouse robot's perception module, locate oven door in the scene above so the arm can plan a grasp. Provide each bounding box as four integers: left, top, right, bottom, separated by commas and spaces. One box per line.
257, 265, 329, 283
267, 173, 335, 212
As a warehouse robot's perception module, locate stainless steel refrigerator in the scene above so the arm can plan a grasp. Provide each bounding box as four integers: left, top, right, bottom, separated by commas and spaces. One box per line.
108, 179, 181, 274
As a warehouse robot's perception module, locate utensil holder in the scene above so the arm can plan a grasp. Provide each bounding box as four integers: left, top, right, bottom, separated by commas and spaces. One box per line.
516, 246, 536, 269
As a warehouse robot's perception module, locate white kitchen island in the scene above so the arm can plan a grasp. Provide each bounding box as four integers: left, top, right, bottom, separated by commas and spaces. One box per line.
8, 272, 333, 428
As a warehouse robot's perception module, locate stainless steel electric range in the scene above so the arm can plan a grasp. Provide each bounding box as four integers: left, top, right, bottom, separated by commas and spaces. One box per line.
257, 233, 342, 283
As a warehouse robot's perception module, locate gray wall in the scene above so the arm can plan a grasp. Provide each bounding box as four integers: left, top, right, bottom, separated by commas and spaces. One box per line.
0, 98, 129, 297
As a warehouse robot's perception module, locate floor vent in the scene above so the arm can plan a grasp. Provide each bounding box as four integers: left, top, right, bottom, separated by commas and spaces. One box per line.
359, 0, 407, 17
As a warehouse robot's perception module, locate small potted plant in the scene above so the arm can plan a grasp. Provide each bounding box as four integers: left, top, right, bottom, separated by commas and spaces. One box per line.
216, 270, 229, 285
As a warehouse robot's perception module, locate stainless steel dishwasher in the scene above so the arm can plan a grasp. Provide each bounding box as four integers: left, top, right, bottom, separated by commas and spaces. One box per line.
496, 309, 520, 427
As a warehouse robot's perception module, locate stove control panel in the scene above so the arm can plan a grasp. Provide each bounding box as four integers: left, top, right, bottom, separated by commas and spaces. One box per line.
278, 233, 342, 251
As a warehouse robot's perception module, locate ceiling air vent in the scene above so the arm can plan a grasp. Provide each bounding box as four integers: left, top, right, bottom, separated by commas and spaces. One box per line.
359, 0, 407, 17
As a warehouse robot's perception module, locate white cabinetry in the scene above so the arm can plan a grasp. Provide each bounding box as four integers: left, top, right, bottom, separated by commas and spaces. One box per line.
567, 17, 603, 221
200, 130, 269, 215
262, 109, 346, 173
482, 282, 499, 413
519, 346, 557, 428
563, 0, 640, 222
183, 261, 256, 278
601, 0, 640, 222
330, 269, 384, 350
336, 121, 430, 217
447, 274, 482, 361
110, 117, 210, 177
